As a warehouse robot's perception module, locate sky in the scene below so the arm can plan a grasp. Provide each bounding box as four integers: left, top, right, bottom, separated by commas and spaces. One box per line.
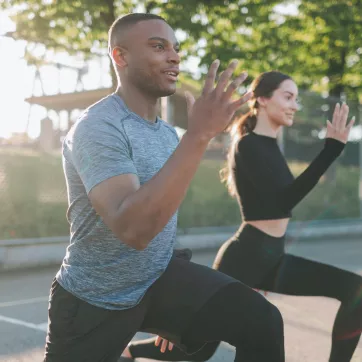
0, 3, 300, 140
0, 11, 116, 139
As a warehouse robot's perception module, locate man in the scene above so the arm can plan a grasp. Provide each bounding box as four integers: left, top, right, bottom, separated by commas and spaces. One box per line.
44, 13, 285, 362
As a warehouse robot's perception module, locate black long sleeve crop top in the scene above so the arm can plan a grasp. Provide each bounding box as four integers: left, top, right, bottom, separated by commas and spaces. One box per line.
232, 132, 345, 221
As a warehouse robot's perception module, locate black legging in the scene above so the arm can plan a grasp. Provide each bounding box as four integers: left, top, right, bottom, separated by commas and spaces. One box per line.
178, 282, 285, 362
129, 223, 362, 362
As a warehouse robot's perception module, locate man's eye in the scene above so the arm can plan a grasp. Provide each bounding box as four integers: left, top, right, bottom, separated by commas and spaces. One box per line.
154, 44, 164, 50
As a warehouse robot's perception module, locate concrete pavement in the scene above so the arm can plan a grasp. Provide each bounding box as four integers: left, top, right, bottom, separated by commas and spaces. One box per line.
0, 238, 362, 361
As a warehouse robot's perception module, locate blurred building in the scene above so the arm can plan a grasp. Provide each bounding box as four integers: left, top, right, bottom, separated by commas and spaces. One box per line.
24, 62, 229, 157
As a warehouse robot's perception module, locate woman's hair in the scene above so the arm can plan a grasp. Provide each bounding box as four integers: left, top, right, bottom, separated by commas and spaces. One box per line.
220, 71, 292, 197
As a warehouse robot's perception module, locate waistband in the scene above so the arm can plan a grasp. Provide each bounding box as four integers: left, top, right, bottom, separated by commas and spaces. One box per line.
235, 223, 286, 243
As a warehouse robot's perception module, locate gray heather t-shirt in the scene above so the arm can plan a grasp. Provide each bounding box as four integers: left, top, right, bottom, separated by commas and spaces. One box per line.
56, 93, 179, 310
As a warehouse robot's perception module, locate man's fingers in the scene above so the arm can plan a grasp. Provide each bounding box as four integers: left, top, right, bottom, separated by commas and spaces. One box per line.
202, 59, 220, 95
168, 342, 174, 351
223, 71, 248, 101
184, 91, 195, 113
229, 91, 254, 113
215, 60, 238, 95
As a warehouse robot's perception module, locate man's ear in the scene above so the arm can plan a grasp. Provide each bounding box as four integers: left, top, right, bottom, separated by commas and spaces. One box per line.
111, 46, 128, 68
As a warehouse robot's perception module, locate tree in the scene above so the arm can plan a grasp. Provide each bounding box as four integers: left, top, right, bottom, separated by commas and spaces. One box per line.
2, 0, 361, 101
0, 0, 300, 88
281, 0, 362, 106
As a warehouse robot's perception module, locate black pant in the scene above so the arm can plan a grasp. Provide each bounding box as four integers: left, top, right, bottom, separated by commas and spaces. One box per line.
129, 224, 362, 362
43, 252, 285, 362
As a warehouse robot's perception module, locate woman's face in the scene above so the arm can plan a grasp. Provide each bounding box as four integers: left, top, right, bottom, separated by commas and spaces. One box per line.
259, 79, 299, 127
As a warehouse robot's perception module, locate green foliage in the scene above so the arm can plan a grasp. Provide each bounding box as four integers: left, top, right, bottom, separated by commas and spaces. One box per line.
0, 148, 69, 239
1, 0, 361, 97
178, 159, 241, 228
2, 0, 124, 57
0, 149, 359, 240
284, 1, 362, 99
290, 160, 360, 221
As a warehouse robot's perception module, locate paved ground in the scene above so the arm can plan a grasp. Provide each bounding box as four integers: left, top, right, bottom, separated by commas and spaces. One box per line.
0, 238, 362, 361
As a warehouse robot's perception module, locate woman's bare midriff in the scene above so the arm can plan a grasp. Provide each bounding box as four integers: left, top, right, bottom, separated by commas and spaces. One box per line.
246, 218, 290, 238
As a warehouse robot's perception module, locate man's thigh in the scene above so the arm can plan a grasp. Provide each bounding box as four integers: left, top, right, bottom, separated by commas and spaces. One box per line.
140, 256, 239, 349
44, 279, 147, 362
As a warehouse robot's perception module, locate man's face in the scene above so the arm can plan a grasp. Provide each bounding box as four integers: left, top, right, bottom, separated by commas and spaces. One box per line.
122, 20, 180, 97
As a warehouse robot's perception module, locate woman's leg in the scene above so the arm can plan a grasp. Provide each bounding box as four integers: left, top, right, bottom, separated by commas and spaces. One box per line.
259, 254, 362, 362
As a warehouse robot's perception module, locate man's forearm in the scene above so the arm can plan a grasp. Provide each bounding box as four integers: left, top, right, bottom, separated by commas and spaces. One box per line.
116, 131, 210, 249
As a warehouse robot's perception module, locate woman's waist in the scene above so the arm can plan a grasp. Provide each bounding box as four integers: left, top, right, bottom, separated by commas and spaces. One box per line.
229, 223, 286, 261
234, 220, 288, 243
244, 218, 290, 238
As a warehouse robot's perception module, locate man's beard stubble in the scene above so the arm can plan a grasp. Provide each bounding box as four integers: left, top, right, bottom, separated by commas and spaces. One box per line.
130, 66, 176, 98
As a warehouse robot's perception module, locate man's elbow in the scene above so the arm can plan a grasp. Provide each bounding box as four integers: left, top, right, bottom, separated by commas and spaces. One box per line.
108, 213, 156, 251
115, 228, 151, 251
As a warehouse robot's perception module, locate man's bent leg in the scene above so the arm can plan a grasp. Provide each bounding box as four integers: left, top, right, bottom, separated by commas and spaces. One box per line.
182, 282, 285, 362
43, 279, 147, 362
140, 257, 284, 362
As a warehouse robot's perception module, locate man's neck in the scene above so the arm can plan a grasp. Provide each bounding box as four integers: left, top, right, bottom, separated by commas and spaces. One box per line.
116, 84, 159, 123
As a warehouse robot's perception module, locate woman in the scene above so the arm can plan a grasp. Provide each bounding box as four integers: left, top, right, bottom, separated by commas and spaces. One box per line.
123, 71, 361, 362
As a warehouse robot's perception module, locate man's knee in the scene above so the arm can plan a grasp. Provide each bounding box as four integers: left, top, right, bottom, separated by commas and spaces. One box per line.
267, 302, 284, 337
222, 283, 284, 341
188, 342, 219, 362
224, 284, 284, 358
237, 287, 284, 344
248, 299, 284, 360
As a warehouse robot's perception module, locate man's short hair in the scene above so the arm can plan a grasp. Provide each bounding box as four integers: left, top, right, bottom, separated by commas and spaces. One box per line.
108, 13, 168, 52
